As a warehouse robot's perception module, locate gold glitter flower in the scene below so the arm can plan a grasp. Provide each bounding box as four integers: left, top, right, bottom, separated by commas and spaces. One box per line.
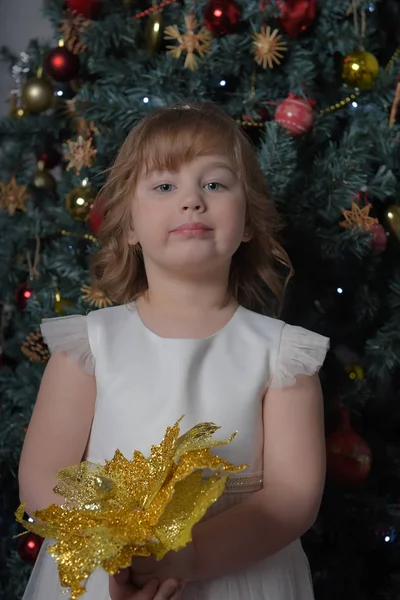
252, 26, 287, 69
81, 284, 113, 308
164, 14, 212, 71
16, 418, 246, 599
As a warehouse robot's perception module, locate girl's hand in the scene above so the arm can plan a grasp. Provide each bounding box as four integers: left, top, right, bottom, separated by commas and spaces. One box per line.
109, 571, 183, 600
129, 545, 197, 589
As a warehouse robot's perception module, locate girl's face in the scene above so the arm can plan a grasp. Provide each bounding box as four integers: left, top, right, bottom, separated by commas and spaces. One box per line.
129, 154, 249, 278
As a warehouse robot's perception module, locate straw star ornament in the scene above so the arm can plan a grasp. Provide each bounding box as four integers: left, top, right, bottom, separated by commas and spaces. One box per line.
0, 176, 29, 216
340, 202, 377, 231
81, 284, 113, 309
252, 26, 287, 69
164, 15, 212, 71
64, 135, 97, 175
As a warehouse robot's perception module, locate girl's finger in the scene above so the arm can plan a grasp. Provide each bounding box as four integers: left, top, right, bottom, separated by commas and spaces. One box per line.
139, 579, 160, 597
156, 579, 182, 599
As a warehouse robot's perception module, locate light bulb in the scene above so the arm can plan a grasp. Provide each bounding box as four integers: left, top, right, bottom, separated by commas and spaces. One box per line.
143, 97, 149, 104
219, 79, 226, 86
337, 287, 343, 294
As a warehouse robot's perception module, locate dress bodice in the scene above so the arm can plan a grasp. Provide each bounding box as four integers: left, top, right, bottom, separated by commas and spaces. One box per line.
41, 304, 329, 481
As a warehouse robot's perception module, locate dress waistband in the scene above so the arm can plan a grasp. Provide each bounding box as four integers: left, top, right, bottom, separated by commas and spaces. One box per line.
224, 471, 263, 494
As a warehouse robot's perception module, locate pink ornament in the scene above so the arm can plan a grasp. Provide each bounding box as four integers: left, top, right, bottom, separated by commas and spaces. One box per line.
275, 95, 314, 136
370, 222, 387, 254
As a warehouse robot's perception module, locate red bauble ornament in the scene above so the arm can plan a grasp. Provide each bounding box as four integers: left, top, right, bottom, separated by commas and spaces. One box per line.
370, 222, 387, 254
14, 282, 33, 310
326, 408, 372, 486
278, 0, 317, 37
18, 532, 43, 565
89, 198, 103, 235
67, 0, 101, 18
275, 95, 314, 136
203, 0, 241, 36
44, 46, 79, 82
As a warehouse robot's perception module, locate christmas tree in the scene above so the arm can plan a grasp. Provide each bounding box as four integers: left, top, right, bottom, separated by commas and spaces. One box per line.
1, 1, 400, 598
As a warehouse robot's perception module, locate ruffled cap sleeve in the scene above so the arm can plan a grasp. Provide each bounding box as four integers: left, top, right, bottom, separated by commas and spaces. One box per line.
40, 315, 94, 375
270, 324, 329, 389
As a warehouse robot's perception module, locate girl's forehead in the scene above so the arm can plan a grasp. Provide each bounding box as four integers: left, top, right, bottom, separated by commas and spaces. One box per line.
137, 120, 240, 176
141, 155, 237, 177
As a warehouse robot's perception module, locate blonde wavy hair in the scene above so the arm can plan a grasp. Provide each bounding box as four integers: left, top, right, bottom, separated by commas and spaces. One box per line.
91, 102, 293, 315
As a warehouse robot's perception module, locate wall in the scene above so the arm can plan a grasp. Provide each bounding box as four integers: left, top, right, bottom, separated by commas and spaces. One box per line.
0, 0, 52, 116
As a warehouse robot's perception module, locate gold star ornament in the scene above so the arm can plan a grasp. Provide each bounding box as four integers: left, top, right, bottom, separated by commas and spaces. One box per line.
0, 177, 29, 216
340, 202, 377, 231
164, 14, 212, 71
15, 418, 247, 599
252, 26, 287, 69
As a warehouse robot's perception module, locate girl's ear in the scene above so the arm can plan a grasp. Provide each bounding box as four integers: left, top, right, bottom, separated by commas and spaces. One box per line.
242, 227, 253, 242
128, 230, 138, 245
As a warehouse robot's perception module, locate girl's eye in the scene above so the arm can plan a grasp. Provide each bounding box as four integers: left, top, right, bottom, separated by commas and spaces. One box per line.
155, 184, 175, 192
204, 182, 224, 191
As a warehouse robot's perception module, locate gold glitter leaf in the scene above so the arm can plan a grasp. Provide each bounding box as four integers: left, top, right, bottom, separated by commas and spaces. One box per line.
16, 418, 247, 599
151, 471, 228, 558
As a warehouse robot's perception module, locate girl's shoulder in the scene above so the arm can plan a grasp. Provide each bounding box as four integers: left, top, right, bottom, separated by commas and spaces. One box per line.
40, 304, 132, 375
238, 307, 330, 389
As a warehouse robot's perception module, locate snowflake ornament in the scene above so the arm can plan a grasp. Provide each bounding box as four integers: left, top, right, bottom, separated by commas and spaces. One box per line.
252, 26, 287, 69
164, 15, 212, 71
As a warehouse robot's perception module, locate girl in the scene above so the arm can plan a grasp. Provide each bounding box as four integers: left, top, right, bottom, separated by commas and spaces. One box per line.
19, 102, 329, 600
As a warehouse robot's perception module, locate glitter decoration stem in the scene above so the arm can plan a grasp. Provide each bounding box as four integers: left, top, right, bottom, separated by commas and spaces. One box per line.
15, 418, 247, 600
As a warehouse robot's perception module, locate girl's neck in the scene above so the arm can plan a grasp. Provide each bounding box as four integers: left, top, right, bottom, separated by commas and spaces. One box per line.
140, 265, 233, 317
135, 272, 238, 339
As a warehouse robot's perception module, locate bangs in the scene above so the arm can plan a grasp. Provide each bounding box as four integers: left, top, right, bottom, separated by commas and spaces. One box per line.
136, 106, 241, 176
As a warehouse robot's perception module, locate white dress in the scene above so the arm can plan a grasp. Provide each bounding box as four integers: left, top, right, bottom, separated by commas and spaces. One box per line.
22, 303, 329, 600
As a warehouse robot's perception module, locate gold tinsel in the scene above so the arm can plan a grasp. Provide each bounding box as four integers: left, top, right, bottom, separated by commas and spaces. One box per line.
21, 329, 50, 363
16, 418, 246, 599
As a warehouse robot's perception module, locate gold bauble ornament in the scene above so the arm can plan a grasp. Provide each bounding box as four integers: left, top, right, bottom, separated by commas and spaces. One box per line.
33, 161, 56, 190
54, 288, 75, 314
385, 205, 400, 240
341, 50, 379, 90
65, 183, 97, 221
146, 10, 164, 54
22, 68, 54, 113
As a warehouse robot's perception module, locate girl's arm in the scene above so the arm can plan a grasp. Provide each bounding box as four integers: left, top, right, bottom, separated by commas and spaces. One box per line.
131, 372, 325, 585
190, 372, 325, 580
18, 352, 96, 515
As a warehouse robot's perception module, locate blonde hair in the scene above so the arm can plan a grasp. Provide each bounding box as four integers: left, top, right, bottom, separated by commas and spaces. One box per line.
91, 102, 293, 316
